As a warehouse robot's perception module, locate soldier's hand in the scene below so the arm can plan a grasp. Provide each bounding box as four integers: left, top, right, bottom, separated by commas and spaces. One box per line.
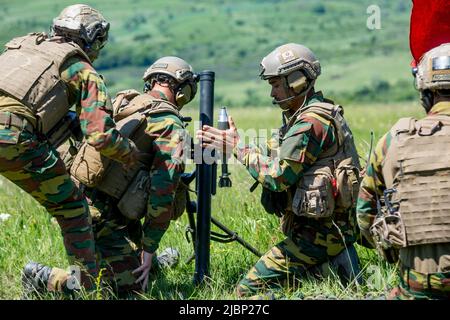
132, 250, 154, 291
196, 116, 240, 154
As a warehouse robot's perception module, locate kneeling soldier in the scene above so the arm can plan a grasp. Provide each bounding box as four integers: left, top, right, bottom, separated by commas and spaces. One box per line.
198, 43, 362, 298
357, 43, 450, 300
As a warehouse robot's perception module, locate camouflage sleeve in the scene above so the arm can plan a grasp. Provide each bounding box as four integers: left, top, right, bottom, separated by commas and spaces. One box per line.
356, 132, 391, 241
142, 114, 185, 253
233, 112, 336, 192
60, 57, 134, 163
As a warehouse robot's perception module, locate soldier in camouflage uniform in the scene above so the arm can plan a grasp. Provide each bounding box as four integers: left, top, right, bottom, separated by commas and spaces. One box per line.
198, 43, 362, 298
357, 43, 450, 300
25, 56, 197, 297
0, 4, 140, 290
131, 57, 197, 291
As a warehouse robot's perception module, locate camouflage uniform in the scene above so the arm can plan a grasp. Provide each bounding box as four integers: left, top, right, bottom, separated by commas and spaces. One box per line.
46, 89, 186, 296
357, 101, 450, 300
85, 190, 143, 296
234, 92, 358, 297
92, 89, 186, 294
0, 55, 134, 287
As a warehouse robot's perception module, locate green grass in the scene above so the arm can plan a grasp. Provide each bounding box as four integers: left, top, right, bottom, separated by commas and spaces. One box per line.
0, 0, 423, 300
0, 102, 425, 300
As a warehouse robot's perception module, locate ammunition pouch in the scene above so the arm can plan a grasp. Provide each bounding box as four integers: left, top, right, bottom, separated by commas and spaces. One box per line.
70, 141, 111, 187
334, 157, 361, 210
292, 166, 335, 218
369, 211, 405, 264
117, 172, 189, 221
117, 169, 150, 220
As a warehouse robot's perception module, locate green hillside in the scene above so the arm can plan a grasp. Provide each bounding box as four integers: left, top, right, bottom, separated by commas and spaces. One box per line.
0, 0, 417, 106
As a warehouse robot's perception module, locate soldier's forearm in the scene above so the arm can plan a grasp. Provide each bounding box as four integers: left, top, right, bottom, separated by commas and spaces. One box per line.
142, 223, 169, 253
86, 128, 134, 163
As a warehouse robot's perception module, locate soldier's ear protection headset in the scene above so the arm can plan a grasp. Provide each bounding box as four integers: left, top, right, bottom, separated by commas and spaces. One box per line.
174, 73, 199, 106
285, 70, 309, 95
144, 73, 199, 106
143, 81, 152, 93
412, 64, 434, 112
283, 58, 320, 96
273, 70, 313, 105
82, 22, 109, 50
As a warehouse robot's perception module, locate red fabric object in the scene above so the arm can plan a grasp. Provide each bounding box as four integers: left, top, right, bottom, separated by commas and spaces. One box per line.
410, 0, 450, 63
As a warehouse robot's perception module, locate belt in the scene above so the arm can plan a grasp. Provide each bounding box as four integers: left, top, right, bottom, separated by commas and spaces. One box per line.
0, 112, 34, 133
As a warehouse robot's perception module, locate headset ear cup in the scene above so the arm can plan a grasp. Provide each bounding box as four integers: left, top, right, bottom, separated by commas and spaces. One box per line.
287, 71, 308, 94
420, 90, 433, 112
175, 83, 192, 107
175, 92, 187, 106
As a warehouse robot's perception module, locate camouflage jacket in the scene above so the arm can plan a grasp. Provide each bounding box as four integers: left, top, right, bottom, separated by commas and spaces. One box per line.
233, 92, 357, 244
141, 90, 186, 254
0, 55, 134, 164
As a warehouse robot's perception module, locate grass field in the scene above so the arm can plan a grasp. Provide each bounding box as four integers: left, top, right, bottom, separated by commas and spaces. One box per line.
0, 102, 425, 300
0, 0, 425, 300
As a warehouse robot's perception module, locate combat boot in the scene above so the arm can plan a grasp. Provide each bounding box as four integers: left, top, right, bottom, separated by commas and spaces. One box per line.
22, 261, 52, 297
156, 247, 180, 269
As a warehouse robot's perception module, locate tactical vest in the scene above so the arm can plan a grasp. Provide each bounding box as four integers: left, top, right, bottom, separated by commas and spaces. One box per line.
382, 115, 450, 246
0, 33, 91, 136
70, 92, 185, 220
288, 101, 361, 219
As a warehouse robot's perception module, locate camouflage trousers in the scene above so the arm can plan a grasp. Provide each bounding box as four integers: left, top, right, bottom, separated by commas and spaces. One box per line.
0, 125, 98, 288
388, 267, 450, 300
49, 191, 145, 297
237, 234, 351, 298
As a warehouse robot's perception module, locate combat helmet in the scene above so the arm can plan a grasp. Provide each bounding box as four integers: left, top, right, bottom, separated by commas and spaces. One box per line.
52, 4, 109, 60
415, 43, 450, 91
143, 56, 198, 108
259, 43, 321, 97
414, 43, 450, 110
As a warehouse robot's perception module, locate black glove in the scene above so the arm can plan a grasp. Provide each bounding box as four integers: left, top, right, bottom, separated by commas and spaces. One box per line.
260, 187, 287, 217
